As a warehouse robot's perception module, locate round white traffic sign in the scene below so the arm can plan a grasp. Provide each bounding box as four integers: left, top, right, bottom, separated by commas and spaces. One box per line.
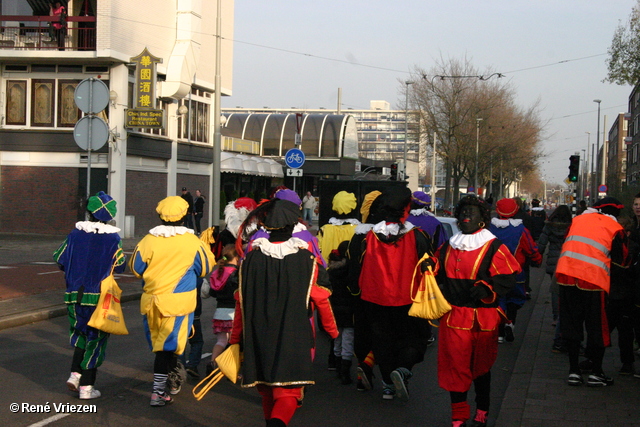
74, 116, 109, 150
74, 78, 109, 114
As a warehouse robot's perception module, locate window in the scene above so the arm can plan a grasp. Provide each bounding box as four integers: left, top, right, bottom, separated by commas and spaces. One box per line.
177, 95, 210, 144
31, 79, 55, 127
58, 80, 81, 127
5, 80, 27, 125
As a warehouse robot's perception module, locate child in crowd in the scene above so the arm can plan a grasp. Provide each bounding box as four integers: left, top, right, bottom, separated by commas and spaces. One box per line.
202, 244, 239, 372
328, 241, 356, 385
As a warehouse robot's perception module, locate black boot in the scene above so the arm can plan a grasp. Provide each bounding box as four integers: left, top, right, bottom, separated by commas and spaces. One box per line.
328, 351, 338, 371
340, 359, 352, 385
335, 358, 343, 379
266, 418, 286, 427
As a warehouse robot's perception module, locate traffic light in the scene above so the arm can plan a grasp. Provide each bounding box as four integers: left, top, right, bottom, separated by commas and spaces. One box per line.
390, 163, 398, 180
568, 155, 580, 182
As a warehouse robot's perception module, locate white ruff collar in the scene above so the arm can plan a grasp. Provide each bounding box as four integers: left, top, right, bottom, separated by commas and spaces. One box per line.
409, 208, 435, 217
532, 207, 544, 211
149, 225, 194, 237
293, 222, 307, 233
490, 217, 523, 228
372, 220, 414, 237
328, 217, 361, 226
75, 221, 120, 234
582, 208, 617, 222
354, 223, 374, 235
251, 237, 308, 259
449, 229, 496, 251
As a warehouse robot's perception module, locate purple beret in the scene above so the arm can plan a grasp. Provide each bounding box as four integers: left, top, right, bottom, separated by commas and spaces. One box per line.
411, 191, 431, 206
274, 189, 302, 207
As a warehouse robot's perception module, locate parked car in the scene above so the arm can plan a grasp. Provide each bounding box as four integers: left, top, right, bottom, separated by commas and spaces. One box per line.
436, 216, 460, 240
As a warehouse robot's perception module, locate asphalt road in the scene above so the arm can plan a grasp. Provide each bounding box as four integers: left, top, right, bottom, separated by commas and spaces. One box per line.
0, 266, 544, 427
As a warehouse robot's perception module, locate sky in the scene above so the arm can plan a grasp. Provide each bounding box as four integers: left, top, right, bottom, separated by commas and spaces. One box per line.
221, 0, 638, 186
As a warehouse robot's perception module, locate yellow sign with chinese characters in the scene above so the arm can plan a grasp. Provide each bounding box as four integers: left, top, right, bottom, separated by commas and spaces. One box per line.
127, 48, 164, 129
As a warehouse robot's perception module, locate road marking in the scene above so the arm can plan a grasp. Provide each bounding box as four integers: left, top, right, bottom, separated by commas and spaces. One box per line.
28, 414, 70, 426
31, 262, 57, 265
114, 274, 136, 277
37, 270, 63, 275
0, 266, 16, 269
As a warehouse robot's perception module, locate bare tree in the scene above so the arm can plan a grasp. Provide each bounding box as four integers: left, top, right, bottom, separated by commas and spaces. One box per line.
406, 55, 544, 206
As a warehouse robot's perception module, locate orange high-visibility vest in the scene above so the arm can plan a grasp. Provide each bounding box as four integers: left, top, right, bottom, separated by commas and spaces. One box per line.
555, 213, 623, 293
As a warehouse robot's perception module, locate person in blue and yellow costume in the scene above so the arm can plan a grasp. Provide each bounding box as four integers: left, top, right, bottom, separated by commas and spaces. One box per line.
317, 190, 360, 260
129, 196, 215, 407
54, 191, 125, 400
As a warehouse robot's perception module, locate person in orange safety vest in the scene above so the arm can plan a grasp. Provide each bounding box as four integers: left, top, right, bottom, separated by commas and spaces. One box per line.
555, 197, 629, 388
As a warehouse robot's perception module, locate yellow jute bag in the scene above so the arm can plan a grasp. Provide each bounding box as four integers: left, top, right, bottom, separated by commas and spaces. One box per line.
408, 254, 451, 323
87, 274, 129, 335
193, 343, 241, 401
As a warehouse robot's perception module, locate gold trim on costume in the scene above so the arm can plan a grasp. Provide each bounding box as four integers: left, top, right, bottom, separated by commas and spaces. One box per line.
242, 380, 316, 388
471, 241, 492, 279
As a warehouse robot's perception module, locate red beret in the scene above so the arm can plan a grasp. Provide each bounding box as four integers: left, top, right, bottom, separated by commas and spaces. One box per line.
496, 198, 519, 218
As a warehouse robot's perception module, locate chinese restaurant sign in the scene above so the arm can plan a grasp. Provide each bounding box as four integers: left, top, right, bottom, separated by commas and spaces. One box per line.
125, 48, 164, 129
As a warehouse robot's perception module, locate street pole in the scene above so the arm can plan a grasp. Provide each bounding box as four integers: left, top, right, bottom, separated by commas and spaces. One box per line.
591, 142, 595, 204
585, 132, 590, 202
489, 153, 493, 198
431, 132, 437, 213
211, 0, 223, 227
475, 118, 482, 193
602, 114, 608, 191
581, 148, 586, 201
594, 99, 601, 189
403, 81, 413, 180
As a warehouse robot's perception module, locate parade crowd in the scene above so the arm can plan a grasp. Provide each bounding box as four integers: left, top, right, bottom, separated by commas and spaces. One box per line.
53, 186, 640, 427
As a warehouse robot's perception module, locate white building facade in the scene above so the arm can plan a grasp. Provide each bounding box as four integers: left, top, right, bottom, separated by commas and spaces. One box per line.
0, 0, 261, 236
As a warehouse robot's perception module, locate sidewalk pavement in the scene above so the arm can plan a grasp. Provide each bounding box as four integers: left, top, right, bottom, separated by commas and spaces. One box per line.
1, 233, 639, 426
495, 274, 640, 427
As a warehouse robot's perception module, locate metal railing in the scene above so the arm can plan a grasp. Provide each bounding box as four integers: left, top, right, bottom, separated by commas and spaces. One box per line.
0, 15, 96, 51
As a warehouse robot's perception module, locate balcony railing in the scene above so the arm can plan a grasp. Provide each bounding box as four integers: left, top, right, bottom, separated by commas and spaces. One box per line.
0, 15, 96, 51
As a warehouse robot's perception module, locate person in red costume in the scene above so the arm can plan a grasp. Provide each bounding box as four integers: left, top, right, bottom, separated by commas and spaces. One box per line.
436, 195, 521, 427
229, 196, 338, 427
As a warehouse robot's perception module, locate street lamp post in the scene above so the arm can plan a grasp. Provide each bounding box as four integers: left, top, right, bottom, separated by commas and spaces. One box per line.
585, 132, 590, 201
403, 81, 414, 180
593, 99, 601, 190
474, 118, 483, 193
581, 148, 586, 201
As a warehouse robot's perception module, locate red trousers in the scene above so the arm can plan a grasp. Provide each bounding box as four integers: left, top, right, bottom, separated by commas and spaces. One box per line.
438, 307, 501, 392
256, 385, 303, 425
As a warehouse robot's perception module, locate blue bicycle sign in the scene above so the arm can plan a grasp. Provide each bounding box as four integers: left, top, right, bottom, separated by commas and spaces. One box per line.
285, 148, 305, 169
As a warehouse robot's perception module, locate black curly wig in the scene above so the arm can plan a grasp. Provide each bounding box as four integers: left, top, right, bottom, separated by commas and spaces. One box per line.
454, 195, 491, 229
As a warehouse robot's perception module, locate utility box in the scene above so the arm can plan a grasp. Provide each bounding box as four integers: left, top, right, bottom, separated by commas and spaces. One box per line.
317, 179, 408, 227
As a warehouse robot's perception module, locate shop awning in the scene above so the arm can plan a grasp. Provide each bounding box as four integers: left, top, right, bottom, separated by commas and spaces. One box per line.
220, 152, 283, 177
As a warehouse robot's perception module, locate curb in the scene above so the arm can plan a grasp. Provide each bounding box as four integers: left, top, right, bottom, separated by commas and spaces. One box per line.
0, 291, 142, 332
